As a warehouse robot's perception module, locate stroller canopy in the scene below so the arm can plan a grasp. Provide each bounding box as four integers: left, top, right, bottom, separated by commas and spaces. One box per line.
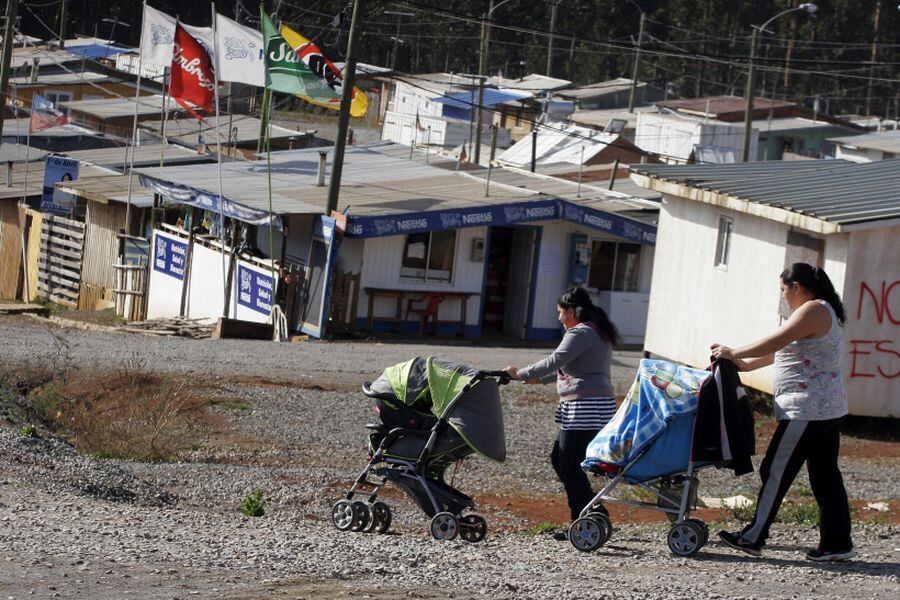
368, 357, 506, 462
584, 359, 709, 468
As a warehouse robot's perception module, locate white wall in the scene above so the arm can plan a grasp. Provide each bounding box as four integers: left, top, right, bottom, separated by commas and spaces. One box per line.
635, 113, 758, 163
645, 195, 788, 392
529, 220, 653, 343
840, 225, 900, 417
185, 242, 227, 324
357, 226, 488, 327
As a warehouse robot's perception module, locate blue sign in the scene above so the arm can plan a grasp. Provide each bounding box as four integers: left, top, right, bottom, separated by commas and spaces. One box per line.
41, 156, 79, 216
344, 198, 656, 246
236, 264, 275, 316
559, 202, 657, 245
344, 199, 561, 239
152, 233, 188, 280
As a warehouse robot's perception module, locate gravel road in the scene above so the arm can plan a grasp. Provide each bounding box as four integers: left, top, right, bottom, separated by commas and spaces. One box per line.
0, 315, 897, 599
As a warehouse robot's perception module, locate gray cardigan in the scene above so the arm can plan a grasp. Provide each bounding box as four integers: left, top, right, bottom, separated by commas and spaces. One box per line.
517, 323, 614, 402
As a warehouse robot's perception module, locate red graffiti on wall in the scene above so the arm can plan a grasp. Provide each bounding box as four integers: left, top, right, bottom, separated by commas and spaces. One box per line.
849, 280, 900, 379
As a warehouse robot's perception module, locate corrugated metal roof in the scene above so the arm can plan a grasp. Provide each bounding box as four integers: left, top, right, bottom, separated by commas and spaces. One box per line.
9, 71, 112, 86
498, 124, 621, 167
140, 115, 303, 144
434, 88, 531, 109
62, 143, 214, 171
632, 159, 900, 226
61, 95, 183, 119
0, 160, 117, 200
0, 142, 48, 163
829, 130, 900, 153
487, 73, 572, 92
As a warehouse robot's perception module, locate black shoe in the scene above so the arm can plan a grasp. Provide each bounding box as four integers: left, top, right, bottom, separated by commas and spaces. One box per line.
551, 530, 569, 541
805, 548, 857, 562
718, 530, 762, 557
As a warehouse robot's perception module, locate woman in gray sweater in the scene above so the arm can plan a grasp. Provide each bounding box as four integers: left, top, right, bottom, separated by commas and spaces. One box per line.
505, 287, 620, 539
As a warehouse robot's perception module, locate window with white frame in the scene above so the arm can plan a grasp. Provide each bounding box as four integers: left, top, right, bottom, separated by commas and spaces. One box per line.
714, 216, 733, 267
43, 91, 73, 113
588, 240, 641, 292
400, 230, 456, 283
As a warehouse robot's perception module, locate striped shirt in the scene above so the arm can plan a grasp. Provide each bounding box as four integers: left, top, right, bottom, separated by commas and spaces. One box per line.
554, 396, 617, 431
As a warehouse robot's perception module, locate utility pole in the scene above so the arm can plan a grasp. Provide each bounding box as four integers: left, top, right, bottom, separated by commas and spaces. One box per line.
476, 2, 495, 167
59, 0, 68, 48
865, 0, 882, 116
546, 0, 562, 77
627, 11, 645, 113
742, 28, 759, 162
326, 0, 363, 216
0, 0, 19, 152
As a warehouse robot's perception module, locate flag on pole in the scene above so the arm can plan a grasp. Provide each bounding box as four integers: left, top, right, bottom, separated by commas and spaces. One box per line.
170, 24, 216, 121
29, 94, 69, 133
415, 110, 425, 132
280, 23, 367, 117
214, 12, 264, 87
182, 23, 215, 61
260, 10, 332, 97
139, 3, 177, 66
197, 130, 208, 155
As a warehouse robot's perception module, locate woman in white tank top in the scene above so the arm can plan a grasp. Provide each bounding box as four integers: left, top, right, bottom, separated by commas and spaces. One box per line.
709, 263, 855, 562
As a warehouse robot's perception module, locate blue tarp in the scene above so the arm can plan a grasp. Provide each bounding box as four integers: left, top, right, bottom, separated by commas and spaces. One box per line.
433, 88, 532, 110
65, 44, 133, 60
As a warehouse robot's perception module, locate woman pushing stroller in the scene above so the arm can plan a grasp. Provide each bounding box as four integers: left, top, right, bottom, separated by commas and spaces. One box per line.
505, 287, 620, 540
711, 262, 855, 562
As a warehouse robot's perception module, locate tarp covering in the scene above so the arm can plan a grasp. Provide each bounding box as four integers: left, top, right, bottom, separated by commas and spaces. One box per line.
583, 359, 709, 468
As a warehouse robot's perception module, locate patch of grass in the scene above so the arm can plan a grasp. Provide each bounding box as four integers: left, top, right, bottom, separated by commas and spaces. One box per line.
33, 297, 67, 316
208, 398, 251, 411
778, 501, 820, 526
241, 488, 265, 517
793, 486, 815, 498
18, 423, 39, 438
521, 521, 559, 536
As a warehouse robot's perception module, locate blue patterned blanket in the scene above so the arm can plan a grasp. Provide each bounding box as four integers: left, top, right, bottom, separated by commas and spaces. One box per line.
583, 359, 710, 468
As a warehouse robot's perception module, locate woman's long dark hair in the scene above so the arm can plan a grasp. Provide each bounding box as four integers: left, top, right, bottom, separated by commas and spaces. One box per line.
558, 287, 622, 345
780, 262, 846, 326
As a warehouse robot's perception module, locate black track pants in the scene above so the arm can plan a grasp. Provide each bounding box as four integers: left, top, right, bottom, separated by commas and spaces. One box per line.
741, 417, 852, 551
551, 428, 600, 521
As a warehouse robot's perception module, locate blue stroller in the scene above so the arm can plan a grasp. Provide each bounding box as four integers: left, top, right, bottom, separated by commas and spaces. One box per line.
569, 359, 752, 557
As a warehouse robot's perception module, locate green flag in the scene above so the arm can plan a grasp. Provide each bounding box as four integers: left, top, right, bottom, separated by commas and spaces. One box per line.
261, 9, 332, 98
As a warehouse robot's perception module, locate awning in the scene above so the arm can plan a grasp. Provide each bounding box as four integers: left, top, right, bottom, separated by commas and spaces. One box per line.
433, 88, 532, 110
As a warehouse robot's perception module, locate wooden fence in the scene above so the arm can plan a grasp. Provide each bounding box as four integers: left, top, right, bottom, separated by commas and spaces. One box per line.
37, 215, 85, 308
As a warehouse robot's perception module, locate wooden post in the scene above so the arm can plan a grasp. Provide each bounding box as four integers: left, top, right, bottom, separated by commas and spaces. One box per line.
179, 208, 200, 316
222, 223, 241, 318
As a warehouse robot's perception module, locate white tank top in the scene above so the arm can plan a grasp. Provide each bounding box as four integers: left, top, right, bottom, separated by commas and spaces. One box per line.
773, 300, 847, 421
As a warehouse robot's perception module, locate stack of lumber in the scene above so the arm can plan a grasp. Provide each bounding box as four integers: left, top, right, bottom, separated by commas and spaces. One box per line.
118, 317, 214, 339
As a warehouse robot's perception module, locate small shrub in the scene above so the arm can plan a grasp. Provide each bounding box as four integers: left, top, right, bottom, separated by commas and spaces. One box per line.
778, 501, 820, 525
522, 521, 559, 536
241, 489, 265, 517
18, 423, 39, 438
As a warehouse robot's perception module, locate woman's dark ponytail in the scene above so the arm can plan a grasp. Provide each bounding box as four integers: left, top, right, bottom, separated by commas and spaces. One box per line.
558, 287, 622, 345
781, 262, 846, 325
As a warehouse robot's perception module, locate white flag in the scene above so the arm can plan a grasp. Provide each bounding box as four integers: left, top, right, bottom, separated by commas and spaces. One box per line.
214, 12, 264, 87
139, 4, 177, 66
183, 24, 215, 62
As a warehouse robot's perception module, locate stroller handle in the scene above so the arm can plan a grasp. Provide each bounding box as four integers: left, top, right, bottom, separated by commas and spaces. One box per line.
477, 370, 512, 385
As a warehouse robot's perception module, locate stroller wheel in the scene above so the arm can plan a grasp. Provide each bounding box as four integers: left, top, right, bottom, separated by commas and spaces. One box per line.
350, 501, 371, 532
667, 521, 704, 557
569, 515, 611, 552
459, 514, 487, 543
365, 501, 392, 534
588, 512, 613, 543
429, 512, 459, 541
687, 518, 709, 547
331, 500, 355, 531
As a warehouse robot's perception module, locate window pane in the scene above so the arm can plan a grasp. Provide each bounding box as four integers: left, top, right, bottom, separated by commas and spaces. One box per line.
714, 217, 733, 267
613, 243, 641, 292
588, 241, 615, 291
426, 230, 455, 282
401, 232, 430, 280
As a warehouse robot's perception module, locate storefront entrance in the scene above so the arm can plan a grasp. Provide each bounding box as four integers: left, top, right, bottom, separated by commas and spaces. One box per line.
482, 226, 537, 339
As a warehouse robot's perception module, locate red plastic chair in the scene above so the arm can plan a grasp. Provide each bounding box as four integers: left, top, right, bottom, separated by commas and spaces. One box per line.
405, 293, 445, 336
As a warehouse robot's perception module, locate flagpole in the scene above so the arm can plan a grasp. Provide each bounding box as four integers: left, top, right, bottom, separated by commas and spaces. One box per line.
212, 3, 229, 315
262, 86, 275, 280
125, 0, 149, 233
158, 66, 170, 167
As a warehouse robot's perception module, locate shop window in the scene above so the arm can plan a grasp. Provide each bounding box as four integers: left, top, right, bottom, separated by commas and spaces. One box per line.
400, 230, 456, 283
588, 240, 641, 292
714, 216, 733, 267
